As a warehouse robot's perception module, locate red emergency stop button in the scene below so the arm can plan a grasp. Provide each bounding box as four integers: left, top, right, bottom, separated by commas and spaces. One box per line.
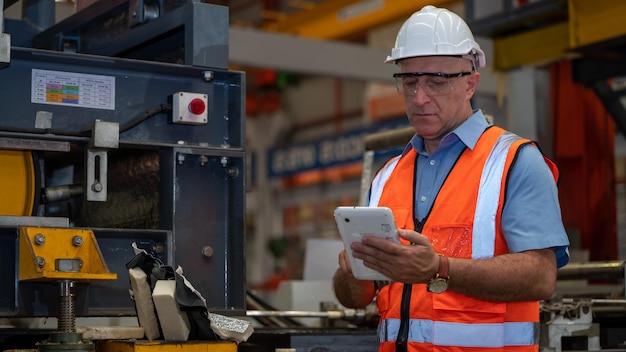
188, 98, 206, 115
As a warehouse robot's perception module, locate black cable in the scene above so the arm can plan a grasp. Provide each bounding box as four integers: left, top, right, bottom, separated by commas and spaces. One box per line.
119, 103, 172, 133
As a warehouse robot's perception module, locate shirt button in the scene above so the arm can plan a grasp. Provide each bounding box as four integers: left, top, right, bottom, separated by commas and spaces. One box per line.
420, 196, 427, 202
429, 160, 436, 166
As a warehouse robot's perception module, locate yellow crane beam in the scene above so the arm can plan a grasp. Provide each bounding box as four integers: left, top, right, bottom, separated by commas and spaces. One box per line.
493, 0, 626, 71
262, 0, 458, 40
568, 0, 626, 48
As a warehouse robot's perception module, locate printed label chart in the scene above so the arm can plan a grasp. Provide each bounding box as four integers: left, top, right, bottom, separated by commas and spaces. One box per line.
32, 69, 116, 110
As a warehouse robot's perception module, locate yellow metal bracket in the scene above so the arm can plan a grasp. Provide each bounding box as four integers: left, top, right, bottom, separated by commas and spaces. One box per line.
19, 227, 117, 282
493, 22, 570, 71
568, 0, 626, 48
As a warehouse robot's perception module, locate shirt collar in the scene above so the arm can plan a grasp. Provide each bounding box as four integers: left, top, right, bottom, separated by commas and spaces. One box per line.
405, 109, 489, 155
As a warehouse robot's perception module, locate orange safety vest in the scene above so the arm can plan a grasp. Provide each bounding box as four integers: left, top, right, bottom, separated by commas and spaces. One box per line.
370, 126, 559, 352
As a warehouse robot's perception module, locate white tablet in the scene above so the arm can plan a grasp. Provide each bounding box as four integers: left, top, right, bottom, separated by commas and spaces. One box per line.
333, 206, 400, 281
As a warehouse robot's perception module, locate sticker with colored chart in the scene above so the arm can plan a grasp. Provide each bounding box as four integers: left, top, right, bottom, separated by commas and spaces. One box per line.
31, 69, 116, 110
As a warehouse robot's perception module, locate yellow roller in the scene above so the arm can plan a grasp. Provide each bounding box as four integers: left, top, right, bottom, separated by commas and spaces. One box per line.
0, 150, 36, 216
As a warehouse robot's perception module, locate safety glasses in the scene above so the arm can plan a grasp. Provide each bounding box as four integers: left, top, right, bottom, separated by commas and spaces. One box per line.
393, 71, 472, 97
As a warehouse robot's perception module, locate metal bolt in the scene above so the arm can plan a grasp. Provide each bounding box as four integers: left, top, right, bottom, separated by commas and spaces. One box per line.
177, 153, 186, 165
200, 155, 209, 166
34, 234, 45, 246
152, 242, 165, 254
220, 156, 228, 168
201, 246, 214, 258
202, 71, 214, 82
91, 182, 103, 192
228, 167, 239, 178
72, 236, 84, 247
36, 256, 46, 268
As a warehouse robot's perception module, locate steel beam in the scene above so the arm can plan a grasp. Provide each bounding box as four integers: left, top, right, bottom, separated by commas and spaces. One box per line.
229, 27, 396, 82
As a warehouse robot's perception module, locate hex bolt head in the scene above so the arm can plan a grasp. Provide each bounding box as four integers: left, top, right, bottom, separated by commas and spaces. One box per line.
201, 246, 214, 258
202, 71, 214, 82
72, 235, 84, 247
228, 166, 239, 178
34, 234, 46, 246
36, 256, 46, 268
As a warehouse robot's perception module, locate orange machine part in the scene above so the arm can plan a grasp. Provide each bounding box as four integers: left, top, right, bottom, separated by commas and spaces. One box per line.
0, 150, 36, 216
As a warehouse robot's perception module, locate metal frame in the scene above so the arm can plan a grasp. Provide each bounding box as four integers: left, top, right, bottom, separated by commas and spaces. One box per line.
32, 1, 229, 69
465, 0, 566, 38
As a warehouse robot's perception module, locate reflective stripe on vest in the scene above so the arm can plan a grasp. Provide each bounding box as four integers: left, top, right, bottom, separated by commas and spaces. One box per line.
369, 155, 400, 207
472, 131, 519, 259
379, 319, 539, 347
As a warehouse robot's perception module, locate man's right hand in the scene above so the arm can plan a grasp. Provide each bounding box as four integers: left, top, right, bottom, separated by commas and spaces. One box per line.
332, 249, 377, 308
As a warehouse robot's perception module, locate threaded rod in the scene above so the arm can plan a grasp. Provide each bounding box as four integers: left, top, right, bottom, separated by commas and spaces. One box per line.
57, 280, 76, 333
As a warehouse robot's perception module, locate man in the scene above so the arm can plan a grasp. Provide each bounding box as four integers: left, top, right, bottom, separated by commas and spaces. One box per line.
332, 5, 570, 352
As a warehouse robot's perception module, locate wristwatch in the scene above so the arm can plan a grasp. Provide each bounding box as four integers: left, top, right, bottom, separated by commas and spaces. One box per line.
427, 255, 450, 294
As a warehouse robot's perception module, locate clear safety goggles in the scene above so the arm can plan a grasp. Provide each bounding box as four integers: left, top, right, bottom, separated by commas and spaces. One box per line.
393, 71, 472, 97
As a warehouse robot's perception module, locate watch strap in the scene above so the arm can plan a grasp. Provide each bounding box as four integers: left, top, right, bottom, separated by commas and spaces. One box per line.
437, 255, 450, 280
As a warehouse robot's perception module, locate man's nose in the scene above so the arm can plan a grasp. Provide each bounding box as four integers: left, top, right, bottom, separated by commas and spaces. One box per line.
411, 84, 431, 105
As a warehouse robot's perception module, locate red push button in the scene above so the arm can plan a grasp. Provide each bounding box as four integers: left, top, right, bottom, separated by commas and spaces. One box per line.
188, 98, 206, 115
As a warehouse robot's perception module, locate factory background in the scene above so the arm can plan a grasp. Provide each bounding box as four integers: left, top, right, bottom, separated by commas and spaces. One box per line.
2, 0, 626, 351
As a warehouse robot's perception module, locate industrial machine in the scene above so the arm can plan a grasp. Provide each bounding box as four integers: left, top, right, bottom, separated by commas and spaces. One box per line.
4, 1, 626, 352
0, 1, 245, 351
0, 1, 381, 351
545, 261, 626, 351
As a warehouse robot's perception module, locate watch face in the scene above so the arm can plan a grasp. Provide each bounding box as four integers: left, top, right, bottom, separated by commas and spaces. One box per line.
428, 278, 448, 294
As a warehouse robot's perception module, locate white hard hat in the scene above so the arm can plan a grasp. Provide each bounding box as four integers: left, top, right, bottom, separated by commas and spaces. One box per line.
385, 5, 486, 69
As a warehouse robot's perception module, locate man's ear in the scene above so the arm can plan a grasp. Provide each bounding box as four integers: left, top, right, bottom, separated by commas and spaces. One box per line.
465, 72, 480, 95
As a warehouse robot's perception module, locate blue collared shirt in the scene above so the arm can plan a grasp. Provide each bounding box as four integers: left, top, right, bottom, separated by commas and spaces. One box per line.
408, 110, 570, 268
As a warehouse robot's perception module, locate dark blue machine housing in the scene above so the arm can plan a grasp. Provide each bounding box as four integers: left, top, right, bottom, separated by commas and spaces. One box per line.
0, 46, 246, 318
